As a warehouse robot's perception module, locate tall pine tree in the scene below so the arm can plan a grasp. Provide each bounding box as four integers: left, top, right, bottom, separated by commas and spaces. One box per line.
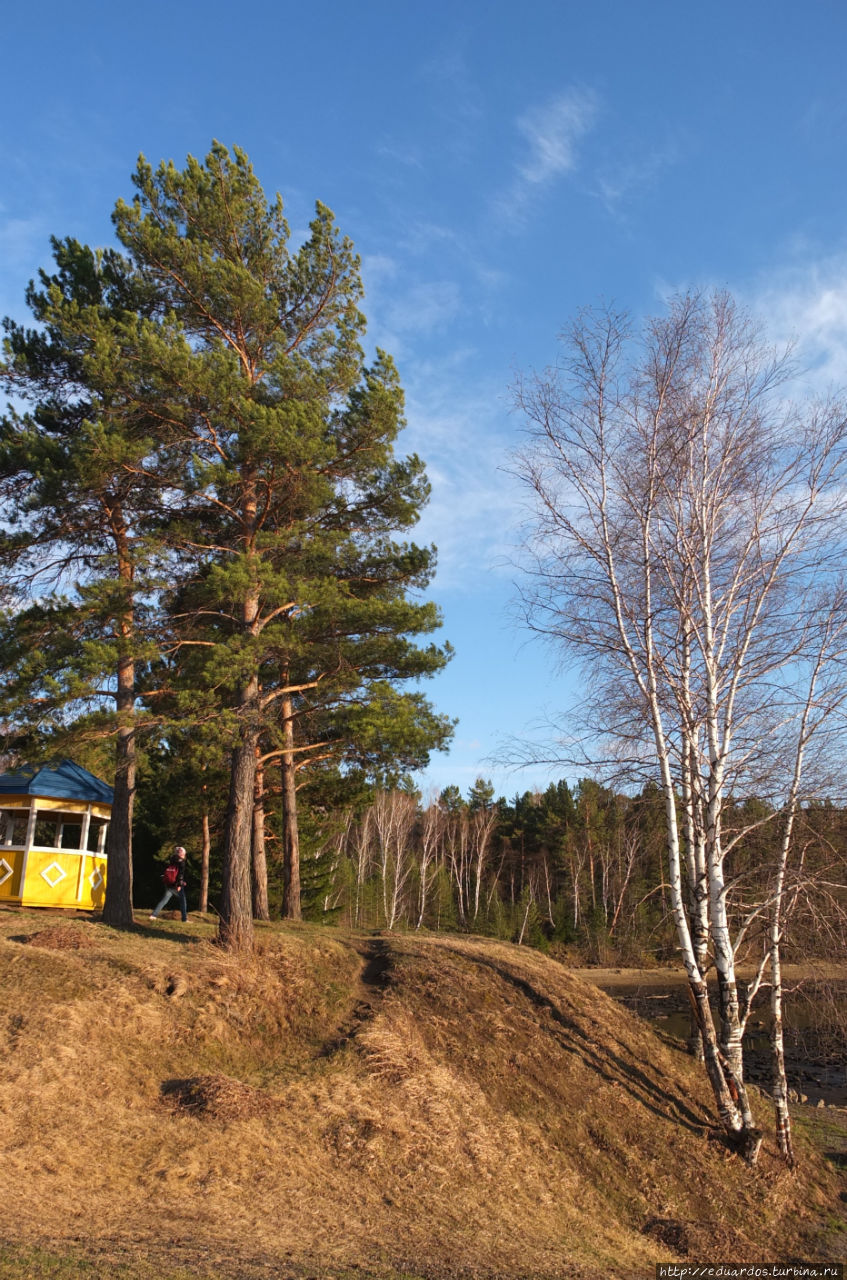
1, 146, 452, 946
0, 240, 167, 926
112, 144, 451, 949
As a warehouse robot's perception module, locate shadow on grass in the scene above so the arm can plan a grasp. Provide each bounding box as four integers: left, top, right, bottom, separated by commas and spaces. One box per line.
460, 949, 714, 1136
139, 923, 202, 945
137, 913, 217, 946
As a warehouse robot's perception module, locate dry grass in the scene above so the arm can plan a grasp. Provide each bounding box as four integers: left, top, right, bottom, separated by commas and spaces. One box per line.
160, 1072, 281, 1121
0, 911, 843, 1280
23, 923, 97, 951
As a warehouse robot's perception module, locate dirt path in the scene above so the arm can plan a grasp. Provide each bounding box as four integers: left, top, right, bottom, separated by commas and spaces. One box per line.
318, 936, 393, 1058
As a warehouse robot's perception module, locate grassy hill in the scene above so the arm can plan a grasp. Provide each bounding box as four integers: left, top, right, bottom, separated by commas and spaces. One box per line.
0, 911, 843, 1279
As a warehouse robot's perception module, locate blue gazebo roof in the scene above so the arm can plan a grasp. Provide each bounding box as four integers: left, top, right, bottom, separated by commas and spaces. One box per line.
0, 759, 114, 805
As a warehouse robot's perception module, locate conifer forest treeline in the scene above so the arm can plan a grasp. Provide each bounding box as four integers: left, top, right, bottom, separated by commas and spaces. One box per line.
135, 762, 847, 970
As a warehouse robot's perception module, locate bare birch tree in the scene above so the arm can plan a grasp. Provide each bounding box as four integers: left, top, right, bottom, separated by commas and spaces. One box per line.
444, 804, 470, 926
352, 805, 375, 927
470, 806, 498, 924
372, 789, 417, 930
514, 290, 847, 1162
416, 794, 442, 928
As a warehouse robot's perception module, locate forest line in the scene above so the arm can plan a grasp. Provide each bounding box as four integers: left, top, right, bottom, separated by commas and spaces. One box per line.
135, 764, 847, 970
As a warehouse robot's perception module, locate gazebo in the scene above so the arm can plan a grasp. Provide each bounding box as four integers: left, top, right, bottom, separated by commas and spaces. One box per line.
0, 759, 112, 909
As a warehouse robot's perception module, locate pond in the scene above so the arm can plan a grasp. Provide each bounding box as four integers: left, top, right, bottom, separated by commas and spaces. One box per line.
576, 965, 847, 1107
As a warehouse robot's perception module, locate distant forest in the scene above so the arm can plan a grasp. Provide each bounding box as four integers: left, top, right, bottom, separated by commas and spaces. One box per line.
133, 763, 847, 965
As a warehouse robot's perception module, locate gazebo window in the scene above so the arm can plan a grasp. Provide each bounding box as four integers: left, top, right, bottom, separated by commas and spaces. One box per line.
87, 818, 108, 852
1, 811, 28, 846
34, 816, 61, 848
0, 759, 113, 908
60, 822, 82, 849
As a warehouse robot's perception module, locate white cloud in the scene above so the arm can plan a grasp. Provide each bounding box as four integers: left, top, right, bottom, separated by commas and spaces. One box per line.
402, 379, 520, 591
494, 87, 600, 228
517, 88, 600, 186
747, 253, 847, 393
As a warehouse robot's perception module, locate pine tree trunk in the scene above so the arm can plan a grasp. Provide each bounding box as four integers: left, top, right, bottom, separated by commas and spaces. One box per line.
219, 721, 258, 951
199, 807, 210, 914
252, 757, 270, 921
103, 716, 135, 927
219, 482, 260, 952
281, 694, 301, 919
103, 556, 135, 929
570, 852, 580, 929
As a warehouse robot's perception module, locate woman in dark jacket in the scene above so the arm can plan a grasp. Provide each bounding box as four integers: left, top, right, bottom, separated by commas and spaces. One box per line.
149, 846, 188, 922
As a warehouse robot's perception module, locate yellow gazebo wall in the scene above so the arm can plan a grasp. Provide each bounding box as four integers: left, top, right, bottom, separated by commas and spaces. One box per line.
0, 848, 26, 903
0, 795, 110, 910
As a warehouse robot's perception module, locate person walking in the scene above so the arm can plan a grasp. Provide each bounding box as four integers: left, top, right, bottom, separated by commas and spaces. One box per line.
150, 846, 189, 922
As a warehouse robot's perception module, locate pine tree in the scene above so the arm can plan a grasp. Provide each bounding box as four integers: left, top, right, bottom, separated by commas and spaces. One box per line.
0, 239, 166, 926
1, 145, 453, 947
111, 144, 452, 948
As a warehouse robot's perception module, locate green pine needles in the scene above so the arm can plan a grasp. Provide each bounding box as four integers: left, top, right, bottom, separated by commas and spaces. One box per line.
0, 142, 453, 948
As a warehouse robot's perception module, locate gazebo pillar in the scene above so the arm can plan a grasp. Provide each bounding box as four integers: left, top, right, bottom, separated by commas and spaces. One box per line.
75, 805, 93, 903
19, 802, 38, 900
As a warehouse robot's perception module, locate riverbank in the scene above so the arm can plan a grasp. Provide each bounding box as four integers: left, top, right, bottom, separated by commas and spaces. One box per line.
576, 963, 847, 1107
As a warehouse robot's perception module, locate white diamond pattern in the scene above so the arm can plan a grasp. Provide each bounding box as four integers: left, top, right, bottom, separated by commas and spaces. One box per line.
41, 862, 68, 888
89, 868, 104, 891
0, 858, 12, 887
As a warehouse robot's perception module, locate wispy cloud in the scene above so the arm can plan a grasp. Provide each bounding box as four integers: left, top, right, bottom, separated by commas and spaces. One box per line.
517, 88, 600, 185
495, 87, 600, 227
401, 373, 519, 591
653, 249, 847, 398
385, 281, 462, 337
375, 141, 425, 170
592, 140, 679, 215
361, 256, 463, 358
420, 45, 485, 164
0, 212, 52, 322
746, 252, 847, 392
361, 253, 400, 293
361, 269, 518, 587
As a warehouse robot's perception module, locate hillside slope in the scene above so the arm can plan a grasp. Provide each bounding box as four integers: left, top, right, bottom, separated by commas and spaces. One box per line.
0, 912, 841, 1279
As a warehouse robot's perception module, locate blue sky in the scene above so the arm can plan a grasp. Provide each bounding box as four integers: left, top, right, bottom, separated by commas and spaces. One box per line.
3, 1, 847, 798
